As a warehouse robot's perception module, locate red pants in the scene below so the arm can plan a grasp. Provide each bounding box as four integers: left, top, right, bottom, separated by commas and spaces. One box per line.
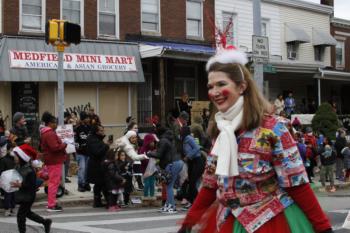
201, 207, 291, 233
47, 164, 62, 208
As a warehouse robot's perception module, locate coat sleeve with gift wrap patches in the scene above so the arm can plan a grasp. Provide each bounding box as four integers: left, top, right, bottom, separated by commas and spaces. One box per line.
271, 120, 309, 187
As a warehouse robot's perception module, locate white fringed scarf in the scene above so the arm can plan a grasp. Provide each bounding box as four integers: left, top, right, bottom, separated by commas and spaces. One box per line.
212, 96, 244, 177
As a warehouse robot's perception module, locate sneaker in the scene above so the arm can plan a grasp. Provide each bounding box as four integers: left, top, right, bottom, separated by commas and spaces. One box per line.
43, 219, 52, 233
329, 187, 336, 193
159, 204, 169, 212
108, 205, 121, 212
164, 206, 177, 214
10, 209, 15, 215
181, 199, 189, 205
4, 210, 11, 217
318, 187, 327, 192
78, 186, 86, 192
181, 203, 192, 211
47, 205, 63, 212
84, 184, 91, 191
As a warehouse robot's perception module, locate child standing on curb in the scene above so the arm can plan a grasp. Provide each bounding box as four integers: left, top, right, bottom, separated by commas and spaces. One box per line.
102, 148, 124, 211
319, 137, 337, 192
12, 145, 52, 233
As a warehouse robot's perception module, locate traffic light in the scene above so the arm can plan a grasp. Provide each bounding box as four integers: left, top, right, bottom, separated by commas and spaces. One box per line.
63, 22, 81, 45
45, 20, 59, 45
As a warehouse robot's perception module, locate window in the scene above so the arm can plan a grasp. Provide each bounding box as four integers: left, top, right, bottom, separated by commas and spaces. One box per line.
287, 42, 298, 60
314, 46, 325, 62
336, 40, 345, 67
261, 19, 270, 37
186, 0, 202, 38
141, 0, 160, 32
222, 12, 237, 46
98, 0, 118, 37
20, 0, 45, 31
61, 0, 84, 33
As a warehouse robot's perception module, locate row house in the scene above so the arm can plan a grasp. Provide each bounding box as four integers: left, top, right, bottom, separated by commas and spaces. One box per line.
326, 17, 350, 114
215, 0, 338, 113
0, 0, 215, 136
0, 0, 147, 137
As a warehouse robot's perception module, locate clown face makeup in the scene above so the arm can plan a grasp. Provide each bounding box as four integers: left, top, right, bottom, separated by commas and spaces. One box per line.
207, 71, 244, 113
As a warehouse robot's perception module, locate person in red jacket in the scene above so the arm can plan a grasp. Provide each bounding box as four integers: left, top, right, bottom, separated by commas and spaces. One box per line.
178, 48, 333, 233
40, 111, 67, 212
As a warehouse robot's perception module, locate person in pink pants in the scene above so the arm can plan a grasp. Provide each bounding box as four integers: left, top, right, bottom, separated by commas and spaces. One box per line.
40, 111, 67, 212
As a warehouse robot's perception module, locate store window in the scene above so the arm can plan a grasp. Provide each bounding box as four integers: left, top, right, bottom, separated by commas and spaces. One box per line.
141, 0, 160, 32
222, 12, 237, 46
336, 40, 345, 67
186, 0, 202, 38
62, 0, 84, 33
20, 0, 45, 31
98, 0, 118, 37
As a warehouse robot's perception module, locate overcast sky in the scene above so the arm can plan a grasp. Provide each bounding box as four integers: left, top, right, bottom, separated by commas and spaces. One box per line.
302, 0, 350, 20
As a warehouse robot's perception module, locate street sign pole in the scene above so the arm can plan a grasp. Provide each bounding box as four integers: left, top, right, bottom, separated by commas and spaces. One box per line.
253, 0, 264, 93
57, 45, 65, 126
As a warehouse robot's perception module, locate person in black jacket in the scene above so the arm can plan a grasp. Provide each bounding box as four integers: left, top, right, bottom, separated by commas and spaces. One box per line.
12, 145, 52, 233
102, 148, 124, 211
116, 149, 133, 206
148, 128, 184, 214
9, 112, 30, 147
86, 125, 109, 208
75, 112, 91, 192
0, 136, 16, 216
334, 130, 347, 180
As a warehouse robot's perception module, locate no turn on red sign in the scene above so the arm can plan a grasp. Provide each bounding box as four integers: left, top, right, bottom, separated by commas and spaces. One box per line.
252, 35, 269, 64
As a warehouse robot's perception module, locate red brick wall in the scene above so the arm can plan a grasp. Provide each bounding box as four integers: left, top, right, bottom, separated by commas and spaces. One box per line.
160, 0, 186, 40
120, 0, 141, 40
3, 0, 19, 35
84, 0, 97, 39
331, 25, 350, 72
160, 0, 214, 43
46, 0, 60, 20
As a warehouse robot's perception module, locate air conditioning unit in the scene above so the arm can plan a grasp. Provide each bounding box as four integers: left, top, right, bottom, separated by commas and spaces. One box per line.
287, 51, 297, 60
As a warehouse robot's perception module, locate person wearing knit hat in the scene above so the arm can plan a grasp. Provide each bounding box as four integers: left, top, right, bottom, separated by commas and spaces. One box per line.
115, 131, 147, 161
11, 145, 52, 233
10, 112, 29, 146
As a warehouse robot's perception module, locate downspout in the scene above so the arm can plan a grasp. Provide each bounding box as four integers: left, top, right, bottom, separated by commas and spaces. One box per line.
318, 68, 324, 106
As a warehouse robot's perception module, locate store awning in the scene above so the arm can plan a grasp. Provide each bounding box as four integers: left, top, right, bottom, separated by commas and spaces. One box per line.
312, 28, 337, 46
285, 23, 311, 43
0, 36, 144, 82
139, 41, 215, 61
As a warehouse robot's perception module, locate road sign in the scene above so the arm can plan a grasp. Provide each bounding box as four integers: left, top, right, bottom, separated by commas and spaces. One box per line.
252, 35, 269, 64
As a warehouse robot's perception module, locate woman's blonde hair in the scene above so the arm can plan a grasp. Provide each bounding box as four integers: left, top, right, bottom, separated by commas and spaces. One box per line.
208, 62, 272, 135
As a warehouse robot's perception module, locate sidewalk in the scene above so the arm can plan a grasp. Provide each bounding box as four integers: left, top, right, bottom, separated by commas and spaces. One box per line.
33, 175, 159, 208
33, 175, 93, 208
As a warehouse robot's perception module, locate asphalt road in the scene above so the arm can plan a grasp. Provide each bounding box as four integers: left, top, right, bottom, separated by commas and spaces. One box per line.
1, 191, 350, 233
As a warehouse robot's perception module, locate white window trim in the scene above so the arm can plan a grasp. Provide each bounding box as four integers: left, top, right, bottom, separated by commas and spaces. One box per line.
222, 11, 238, 47
336, 40, 345, 68
286, 42, 299, 61
97, 0, 119, 39
186, 0, 203, 40
60, 0, 84, 36
19, 0, 46, 33
141, 0, 161, 35
261, 18, 270, 37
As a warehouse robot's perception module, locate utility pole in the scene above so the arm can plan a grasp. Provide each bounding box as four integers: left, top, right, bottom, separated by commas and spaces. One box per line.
253, 0, 264, 93
57, 44, 65, 126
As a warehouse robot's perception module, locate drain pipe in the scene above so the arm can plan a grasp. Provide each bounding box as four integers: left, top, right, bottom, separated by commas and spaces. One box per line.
318, 68, 324, 106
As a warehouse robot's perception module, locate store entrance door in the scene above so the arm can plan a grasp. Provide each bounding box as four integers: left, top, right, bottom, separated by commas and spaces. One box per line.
11, 82, 39, 137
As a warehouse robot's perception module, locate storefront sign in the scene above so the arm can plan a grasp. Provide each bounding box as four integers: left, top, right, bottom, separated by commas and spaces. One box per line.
56, 124, 76, 154
9, 50, 137, 72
